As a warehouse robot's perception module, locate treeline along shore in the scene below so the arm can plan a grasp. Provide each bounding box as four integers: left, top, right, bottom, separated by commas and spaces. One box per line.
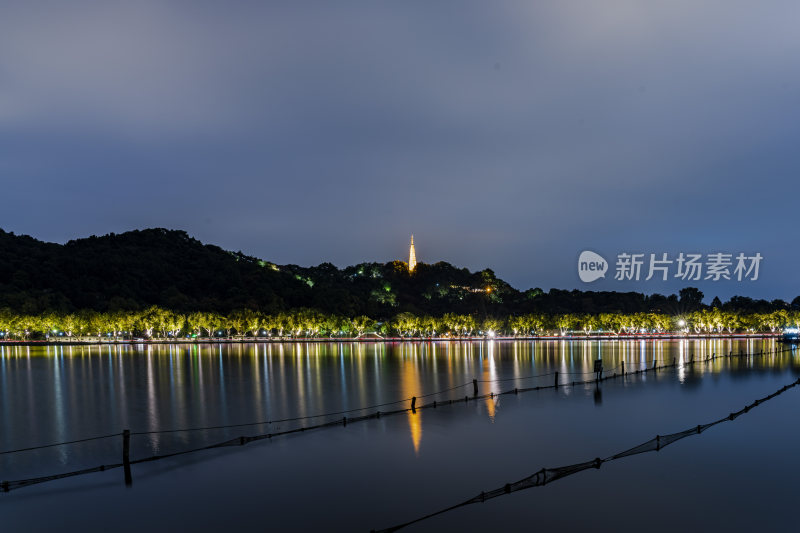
0, 306, 793, 342
1, 228, 798, 342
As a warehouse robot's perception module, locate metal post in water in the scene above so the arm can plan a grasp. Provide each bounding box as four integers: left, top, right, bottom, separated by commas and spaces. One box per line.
621, 360, 625, 376
473, 379, 478, 397
411, 396, 416, 413
554, 371, 558, 389
122, 429, 132, 487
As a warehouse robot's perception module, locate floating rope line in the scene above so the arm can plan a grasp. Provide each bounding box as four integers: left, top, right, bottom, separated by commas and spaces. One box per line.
0, 346, 794, 492
373, 376, 800, 532
0, 433, 121, 456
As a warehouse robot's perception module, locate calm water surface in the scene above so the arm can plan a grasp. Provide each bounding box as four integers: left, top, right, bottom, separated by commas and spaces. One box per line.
1, 339, 798, 531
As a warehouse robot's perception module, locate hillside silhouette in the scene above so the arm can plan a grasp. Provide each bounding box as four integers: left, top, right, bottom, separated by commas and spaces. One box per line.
0, 228, 790, 318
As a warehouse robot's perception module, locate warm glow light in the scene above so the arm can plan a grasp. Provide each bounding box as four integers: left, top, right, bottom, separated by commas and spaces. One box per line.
400, 357, 422, 455
408, 235, 417, 273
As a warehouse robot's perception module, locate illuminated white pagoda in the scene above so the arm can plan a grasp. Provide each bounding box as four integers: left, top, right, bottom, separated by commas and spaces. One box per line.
408, 235, 417, 273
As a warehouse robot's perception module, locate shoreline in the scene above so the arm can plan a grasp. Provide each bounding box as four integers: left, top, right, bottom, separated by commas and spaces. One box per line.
0, 332, 784, 347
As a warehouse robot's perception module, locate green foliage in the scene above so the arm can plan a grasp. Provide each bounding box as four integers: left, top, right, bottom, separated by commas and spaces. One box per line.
351, 316, 375, 336
0, 228, 797, 340
0, 305, 796, 340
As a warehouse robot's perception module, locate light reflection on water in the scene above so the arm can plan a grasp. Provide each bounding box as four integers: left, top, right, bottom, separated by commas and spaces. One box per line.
0, 339, 799, 531
0, 339, 794, 458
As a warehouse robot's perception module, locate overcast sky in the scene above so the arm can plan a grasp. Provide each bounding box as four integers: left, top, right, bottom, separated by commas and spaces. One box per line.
1, 1, 798, 301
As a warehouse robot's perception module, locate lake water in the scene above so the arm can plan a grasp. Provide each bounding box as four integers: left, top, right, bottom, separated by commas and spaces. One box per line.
1, 339, 798, 531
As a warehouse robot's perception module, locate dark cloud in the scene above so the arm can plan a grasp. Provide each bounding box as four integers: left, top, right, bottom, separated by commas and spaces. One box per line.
1, 1, 798, 301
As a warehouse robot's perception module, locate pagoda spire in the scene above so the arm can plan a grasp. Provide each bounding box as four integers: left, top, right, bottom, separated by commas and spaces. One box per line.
408, 235, 417, 273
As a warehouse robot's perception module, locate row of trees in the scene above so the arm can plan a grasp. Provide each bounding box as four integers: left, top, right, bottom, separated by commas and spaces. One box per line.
0, 307, 796, 341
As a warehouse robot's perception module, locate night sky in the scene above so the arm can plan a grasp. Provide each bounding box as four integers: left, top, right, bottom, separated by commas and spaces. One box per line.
1, 1, 798, 301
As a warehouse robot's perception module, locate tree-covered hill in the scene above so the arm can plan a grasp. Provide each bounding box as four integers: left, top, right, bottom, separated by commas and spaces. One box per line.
0, 228, 307, 313
0, 228, 794, 318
